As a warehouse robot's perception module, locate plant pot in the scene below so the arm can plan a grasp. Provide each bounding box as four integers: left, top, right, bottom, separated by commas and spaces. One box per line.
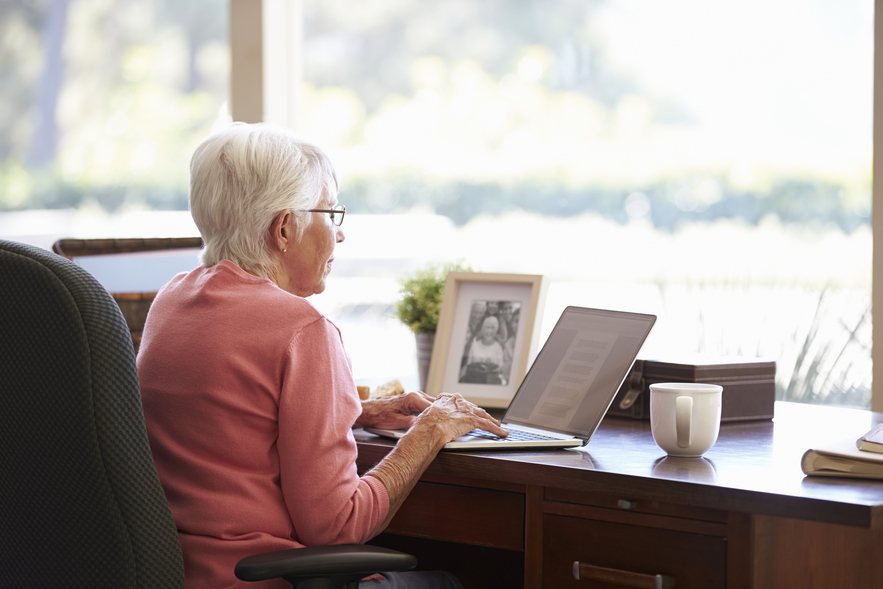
415, 332, 436, 392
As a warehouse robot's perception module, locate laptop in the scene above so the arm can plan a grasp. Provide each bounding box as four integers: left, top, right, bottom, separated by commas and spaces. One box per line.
366, 305, 656, 450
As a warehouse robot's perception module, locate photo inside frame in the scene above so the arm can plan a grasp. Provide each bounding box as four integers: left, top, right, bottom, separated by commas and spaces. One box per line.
441, 281, 535, 406
458, 300, 522, 387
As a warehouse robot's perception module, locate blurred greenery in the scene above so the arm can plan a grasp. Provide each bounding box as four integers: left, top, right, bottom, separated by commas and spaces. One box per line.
0, 0, 228, 212
295, 0, 871, 233
778, 288, 871, 408
2, 168, 869, 234
338, 174, 869, 232
0, 0, 871, 236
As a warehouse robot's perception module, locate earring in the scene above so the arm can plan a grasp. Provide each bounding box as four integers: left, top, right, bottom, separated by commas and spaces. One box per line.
283, 248, 287, 253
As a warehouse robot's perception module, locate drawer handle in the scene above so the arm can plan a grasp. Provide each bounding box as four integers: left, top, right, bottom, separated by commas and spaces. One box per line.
572, 562, 676, 588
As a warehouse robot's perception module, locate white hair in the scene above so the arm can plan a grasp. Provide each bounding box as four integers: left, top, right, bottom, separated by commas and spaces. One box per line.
481, 315, 499, 330
189, 122, 338, 278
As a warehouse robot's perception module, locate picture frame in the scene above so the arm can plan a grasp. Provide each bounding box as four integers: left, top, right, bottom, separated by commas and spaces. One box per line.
425, 272, 546, 408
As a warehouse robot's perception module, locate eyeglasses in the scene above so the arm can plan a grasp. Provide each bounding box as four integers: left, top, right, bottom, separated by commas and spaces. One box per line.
302, 204, 346, 227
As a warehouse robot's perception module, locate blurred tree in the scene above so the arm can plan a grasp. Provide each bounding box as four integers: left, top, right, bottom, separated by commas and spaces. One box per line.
28, 0, 70, 168
303, 0, 627, 112
158, 0, 227, 93
0, 0, 869, 236
0, 0, 45, 163
0, 0, 228, 212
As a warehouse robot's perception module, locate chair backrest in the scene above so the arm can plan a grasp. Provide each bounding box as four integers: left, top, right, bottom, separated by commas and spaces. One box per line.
0, 239, 185, 588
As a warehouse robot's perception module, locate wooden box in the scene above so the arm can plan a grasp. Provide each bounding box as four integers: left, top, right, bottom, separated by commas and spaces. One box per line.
606, 355, 776, 422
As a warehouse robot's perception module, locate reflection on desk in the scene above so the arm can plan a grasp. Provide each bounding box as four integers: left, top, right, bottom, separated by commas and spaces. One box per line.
651, 456, 718, 483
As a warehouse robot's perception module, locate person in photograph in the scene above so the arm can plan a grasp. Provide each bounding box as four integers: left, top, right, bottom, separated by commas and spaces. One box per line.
137, 122, 506, 589
485, 300, 500, 320
495, 301, 516, 345
460, 315, 507, 385
498, 301, 519, 380
466, 301, 487, 342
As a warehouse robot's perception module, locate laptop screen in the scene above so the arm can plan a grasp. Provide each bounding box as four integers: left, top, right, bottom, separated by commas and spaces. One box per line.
502, 306, 656, 439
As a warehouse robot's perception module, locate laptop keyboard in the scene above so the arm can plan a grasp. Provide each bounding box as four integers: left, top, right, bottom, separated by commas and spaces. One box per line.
467, 428, 562, 442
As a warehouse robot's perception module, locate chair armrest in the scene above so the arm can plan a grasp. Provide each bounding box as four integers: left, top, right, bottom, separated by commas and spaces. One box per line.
234, 544, 417, 584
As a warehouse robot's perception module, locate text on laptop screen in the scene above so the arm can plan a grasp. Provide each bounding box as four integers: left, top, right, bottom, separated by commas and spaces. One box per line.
503, 307, 656, 439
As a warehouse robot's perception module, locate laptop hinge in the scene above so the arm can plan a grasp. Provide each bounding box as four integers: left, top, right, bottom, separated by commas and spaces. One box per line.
579, 437, 590, 447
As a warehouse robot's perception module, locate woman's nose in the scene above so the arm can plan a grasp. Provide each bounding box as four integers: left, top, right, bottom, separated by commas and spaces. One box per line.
336, 226, 346, 243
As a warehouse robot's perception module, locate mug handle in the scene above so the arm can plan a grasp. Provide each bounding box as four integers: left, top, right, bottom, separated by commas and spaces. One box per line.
676, 396, 692, 448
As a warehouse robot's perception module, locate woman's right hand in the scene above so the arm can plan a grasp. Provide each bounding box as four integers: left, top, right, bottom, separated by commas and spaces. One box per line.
413, 392, 509, 448
366, 392, 508, 536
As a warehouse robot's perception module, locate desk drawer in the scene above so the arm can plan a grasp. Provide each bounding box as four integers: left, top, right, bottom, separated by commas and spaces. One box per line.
542, 514, 726, 588
545, 487, 728, 524
388, 481, 524, 551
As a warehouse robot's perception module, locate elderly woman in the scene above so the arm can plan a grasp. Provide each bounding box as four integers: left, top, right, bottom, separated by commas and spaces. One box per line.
460, 315, 506, 385
137, 122, 506, 589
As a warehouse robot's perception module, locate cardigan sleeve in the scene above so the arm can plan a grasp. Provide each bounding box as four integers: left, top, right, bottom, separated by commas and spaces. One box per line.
276, 316, 389, 546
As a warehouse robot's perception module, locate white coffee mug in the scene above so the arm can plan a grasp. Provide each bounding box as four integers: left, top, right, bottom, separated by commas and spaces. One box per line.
649, 382, 723, 457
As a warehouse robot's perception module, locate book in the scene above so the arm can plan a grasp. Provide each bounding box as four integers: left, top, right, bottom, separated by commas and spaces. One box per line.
801, 436, 883, 480
856, 423, 883, 454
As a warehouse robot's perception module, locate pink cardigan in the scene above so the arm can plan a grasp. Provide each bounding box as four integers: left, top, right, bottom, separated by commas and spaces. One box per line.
137, 260, 389, 589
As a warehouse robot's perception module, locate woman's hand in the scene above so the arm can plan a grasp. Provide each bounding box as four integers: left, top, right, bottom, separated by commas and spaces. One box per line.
354, 391, 435, 430
412, 392, 509, 448
364, 391, 507, 537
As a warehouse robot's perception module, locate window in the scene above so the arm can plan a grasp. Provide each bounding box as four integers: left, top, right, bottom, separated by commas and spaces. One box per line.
3, 1, 874, 409
0, 0, 229, 247
285, 0, 873, 406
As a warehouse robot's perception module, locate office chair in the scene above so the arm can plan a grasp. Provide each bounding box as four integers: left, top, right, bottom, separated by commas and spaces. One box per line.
0, 239, 415, 589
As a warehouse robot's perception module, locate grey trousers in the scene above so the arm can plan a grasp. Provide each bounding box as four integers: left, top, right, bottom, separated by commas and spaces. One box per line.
359, 570, 463, 588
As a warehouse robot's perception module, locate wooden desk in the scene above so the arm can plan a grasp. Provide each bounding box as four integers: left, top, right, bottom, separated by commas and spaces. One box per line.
355, 402, 883, 588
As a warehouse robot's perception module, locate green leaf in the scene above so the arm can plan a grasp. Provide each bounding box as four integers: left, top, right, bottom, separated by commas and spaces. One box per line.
393, 261, 473, 334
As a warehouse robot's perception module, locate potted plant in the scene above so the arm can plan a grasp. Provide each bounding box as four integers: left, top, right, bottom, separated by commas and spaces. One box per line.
394, 261, 471, 390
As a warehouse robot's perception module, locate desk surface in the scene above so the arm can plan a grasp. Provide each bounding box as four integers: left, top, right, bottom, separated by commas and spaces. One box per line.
355, 401, 883, 528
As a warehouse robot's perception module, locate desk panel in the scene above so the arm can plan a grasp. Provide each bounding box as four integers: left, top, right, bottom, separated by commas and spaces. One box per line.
385, 480, 524, 551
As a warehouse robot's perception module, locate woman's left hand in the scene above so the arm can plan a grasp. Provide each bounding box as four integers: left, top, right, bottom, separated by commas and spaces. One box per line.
354, 391, 435, 430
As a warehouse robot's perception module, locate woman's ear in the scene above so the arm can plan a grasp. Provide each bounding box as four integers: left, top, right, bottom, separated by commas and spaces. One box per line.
270, 210, 294, 253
